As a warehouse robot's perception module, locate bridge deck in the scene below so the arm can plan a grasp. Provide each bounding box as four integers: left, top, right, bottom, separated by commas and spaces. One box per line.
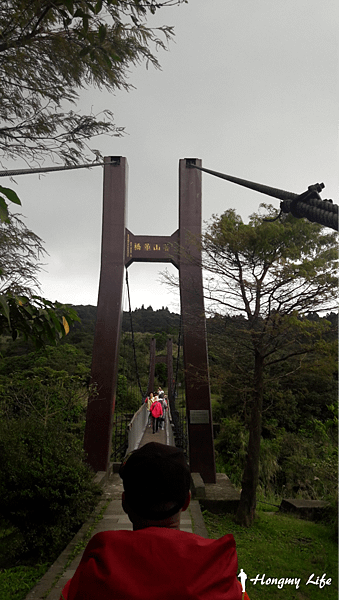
138, 419, 167, 446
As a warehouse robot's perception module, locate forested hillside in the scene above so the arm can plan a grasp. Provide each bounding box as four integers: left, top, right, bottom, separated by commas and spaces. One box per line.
0, 305, 338, 520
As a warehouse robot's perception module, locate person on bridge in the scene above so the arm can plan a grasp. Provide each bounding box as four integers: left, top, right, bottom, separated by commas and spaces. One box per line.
159, 395, 167, 431
144, 392, 154, 427
150, 395, 163, 433
59, 443, 250, 600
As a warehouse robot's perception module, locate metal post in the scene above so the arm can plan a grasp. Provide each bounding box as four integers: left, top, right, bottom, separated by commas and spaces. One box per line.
178, 158, 216, 483
84, 157, 127, 472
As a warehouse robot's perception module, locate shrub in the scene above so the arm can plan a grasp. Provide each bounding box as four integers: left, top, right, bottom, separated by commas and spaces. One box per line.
0, 367, 88, 436
0, 418, 101, 559
214, 416, 249, 487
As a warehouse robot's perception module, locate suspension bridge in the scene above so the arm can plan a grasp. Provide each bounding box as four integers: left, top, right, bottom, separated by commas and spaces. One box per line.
83, 157, 217, 483
25, 156, 337, 599
83, 155, 338, 486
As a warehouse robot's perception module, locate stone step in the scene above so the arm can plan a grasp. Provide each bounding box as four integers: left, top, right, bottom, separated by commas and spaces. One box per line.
280, 498, 330, 520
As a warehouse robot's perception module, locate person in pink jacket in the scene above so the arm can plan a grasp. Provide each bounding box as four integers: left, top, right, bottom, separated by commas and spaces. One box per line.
150, 396, 163, 433
60, 443, 250, 600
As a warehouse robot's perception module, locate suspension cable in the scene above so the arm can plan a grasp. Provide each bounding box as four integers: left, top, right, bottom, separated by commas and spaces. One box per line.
172, 312, 183, 401
125, 268, 146, 401
0, 159, 120, 178
189, 163, 338, 231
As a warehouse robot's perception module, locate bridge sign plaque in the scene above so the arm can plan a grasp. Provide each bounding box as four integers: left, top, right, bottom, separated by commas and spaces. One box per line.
190, 410, 210, 424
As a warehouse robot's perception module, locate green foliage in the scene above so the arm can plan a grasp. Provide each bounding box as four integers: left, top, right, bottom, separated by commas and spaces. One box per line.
0, 186, 21, 223
0, 563, 49, 600
0, 295, 80, 349
0, 345, 90, 435
0, 0, 186, 166
0, 418, 101, 559
215, 417, 249, 487
203, 510, 338, 599
202, 207, 338, 524
203, 205, 338, 320
155, 362, 167, 386
122, 305, 180, 335
0, 212, 81, 352
215, 413, 338, 502
115, 373, 141, 412
0, 213, 46, 293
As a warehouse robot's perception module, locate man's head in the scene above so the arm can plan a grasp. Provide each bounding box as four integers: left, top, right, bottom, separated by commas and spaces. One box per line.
119, 442, 191, 529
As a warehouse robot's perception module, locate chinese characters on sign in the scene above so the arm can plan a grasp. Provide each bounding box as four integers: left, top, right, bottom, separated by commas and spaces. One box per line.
125, 230, 179, 267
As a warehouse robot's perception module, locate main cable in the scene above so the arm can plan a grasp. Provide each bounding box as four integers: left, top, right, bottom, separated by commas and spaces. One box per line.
0, 159, 119, 178
189, 164, 338, 231
125, 268, 146, 401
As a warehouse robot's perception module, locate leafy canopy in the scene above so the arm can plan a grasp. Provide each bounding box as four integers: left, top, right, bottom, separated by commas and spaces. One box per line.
203, 204, 338, 321
0, 0, 186, 166
0, 212, 80, 347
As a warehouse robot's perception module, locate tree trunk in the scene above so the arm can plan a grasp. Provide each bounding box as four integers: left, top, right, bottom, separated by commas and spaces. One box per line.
235, 350, 264, 527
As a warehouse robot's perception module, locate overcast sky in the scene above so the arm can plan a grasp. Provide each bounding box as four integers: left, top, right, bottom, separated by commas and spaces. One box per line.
7, 0, 339, 313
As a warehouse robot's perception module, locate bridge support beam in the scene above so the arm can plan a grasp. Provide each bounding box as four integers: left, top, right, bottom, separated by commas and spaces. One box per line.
84, 157, 127, 472
179, 159, 216, 483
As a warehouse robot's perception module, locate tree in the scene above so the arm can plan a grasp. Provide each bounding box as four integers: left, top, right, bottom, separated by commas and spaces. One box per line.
0, 0, 186, 167
201, 205, 338, 526
0, 212, 46, 296
0, 1, 188, 336
0, 293, 80, 348
0, 211, 80, 347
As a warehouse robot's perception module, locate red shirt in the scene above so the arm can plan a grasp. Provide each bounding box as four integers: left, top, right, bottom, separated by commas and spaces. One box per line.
60, 527, 249, 600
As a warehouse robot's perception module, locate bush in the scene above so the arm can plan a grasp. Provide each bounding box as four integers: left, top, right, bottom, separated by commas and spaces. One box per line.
215, 416, 338, 503
214, 416, 249, 487
0, 418, 101, 559
115, 374, 142, 412
0, 366, 88, 437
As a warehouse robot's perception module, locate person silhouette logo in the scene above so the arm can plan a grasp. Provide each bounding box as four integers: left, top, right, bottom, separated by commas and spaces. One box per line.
238, 568, 247, 593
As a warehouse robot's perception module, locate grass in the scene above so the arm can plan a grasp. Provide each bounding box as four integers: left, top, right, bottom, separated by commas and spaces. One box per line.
202, 506, 338, 600
0, 564, 49, 600
0, 521, 51, 600
0, 506, 338, 600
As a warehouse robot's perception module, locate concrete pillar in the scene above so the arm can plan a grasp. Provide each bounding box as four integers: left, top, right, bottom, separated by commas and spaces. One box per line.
178, 158, 216, 483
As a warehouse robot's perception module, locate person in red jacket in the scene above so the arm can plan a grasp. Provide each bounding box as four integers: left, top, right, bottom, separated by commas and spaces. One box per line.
150, 395, 163, 433
60, 443, 250, 600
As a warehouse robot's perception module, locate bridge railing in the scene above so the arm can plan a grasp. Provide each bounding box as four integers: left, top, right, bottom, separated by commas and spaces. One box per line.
126, 403, 149, 454
112, 412, 134, 461
165, 408, 175, 447
123, 402, 186, 457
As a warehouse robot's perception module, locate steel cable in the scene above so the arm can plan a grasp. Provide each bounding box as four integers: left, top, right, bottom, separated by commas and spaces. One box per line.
189, 164, 338, 231
125, 269, 146, 402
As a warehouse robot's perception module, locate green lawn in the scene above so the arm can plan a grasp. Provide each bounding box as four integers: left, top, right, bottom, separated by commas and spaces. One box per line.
202, 507, 338, 599
1, 507, 338, 600
0, 564, 49, 600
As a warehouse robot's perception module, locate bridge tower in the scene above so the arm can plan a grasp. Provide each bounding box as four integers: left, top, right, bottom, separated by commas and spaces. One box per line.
84, 157, 216, 483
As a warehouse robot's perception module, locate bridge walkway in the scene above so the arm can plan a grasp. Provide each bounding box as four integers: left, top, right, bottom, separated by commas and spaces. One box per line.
29, 412, 207, 600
